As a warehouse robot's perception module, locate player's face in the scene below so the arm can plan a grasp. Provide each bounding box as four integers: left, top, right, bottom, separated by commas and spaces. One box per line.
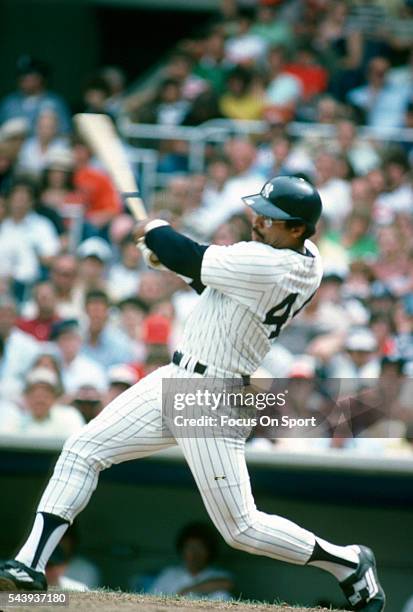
252, 214, 301, 249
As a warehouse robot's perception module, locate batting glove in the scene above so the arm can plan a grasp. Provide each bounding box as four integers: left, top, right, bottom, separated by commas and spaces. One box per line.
136, 238, 168, 271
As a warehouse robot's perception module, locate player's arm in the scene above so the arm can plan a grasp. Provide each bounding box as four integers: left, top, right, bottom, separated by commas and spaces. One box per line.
134, 219, 208, 294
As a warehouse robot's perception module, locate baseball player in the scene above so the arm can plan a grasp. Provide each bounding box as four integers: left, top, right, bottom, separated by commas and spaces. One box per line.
0, 177, 385, 611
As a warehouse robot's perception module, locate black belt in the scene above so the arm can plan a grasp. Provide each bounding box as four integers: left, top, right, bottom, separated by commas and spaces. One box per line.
172, 351, 250, 386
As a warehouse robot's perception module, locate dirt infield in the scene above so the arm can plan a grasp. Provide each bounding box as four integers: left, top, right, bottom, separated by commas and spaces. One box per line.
1, 591, 347, 612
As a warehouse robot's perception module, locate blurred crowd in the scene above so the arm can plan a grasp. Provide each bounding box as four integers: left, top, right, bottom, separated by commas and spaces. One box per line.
0, 0, 413, 456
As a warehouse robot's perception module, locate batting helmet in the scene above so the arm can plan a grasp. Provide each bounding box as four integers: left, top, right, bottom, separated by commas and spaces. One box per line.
242, 176, 322, 232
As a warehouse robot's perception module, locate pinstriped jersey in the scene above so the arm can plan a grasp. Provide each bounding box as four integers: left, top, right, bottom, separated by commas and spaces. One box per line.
178, 239, 323, 375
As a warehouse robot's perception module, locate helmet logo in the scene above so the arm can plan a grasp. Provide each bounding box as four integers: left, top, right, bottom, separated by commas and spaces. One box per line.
262, 182, 274, 199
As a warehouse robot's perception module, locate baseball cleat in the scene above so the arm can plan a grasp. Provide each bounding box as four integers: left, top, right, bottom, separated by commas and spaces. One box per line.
340, 546, 385, 611
0, 560, 47, 591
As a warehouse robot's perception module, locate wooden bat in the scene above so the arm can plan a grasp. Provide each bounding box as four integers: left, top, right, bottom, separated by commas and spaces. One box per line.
73, 112, 147, 222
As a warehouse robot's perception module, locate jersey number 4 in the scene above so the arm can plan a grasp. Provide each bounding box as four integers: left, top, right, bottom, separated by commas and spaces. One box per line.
264, 292, 315, 339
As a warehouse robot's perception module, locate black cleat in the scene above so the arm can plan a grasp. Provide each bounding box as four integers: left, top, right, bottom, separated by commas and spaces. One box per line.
340, 546, 385, 611
0, 560, 47, 592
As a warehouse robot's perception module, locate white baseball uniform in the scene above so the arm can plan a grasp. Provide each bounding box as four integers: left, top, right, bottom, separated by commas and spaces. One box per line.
19, 236, 363, 582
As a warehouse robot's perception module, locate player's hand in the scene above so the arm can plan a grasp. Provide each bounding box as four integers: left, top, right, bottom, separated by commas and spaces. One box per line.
133, 220, 151, 242
133, 218, 170, 242
134, 218, 171, 269
136, 237, 166, 270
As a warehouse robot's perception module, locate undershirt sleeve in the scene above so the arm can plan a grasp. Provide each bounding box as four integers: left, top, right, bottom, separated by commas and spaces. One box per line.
145, 225, 208, 293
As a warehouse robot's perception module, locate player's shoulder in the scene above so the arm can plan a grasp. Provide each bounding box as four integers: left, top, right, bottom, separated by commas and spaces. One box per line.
206, 240, 284, 268
230, 240, 318, 265
205, 240, 322, 272
209, 240, 281, 257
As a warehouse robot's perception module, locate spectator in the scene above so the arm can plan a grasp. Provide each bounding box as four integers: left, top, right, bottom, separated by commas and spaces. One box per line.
71, 383, 103, 423
314, 95, 344, 124
0, 178, 60, 275
315, 150, 352, 229
284, 46, 328, 102
104, 364, 140, 405
219, 67, 265, 120
138, 79, 190, 126
334, 355, 409, 452
72, 138, 122, 232
0, 118, 29, 193
320, 211, 378, 265
203, 139, 263, 232
327, 327, 380, 391
51, 319, 107, 396
369, 311, 396, 356
116, 296, 148, 363
344, 1, 390, 65
165, 52, 208, 102
39, 149, 81, 213
0, 367, 84, 438
149, 522, 233, 600
77, 237, 112, 301
137, 271, 173, 308
30, 352, 64, 401
251, 3, 293, 49
0, 295, 39, 400
16, 281, 60, 341
334, 119, 380, 176
142, 313, 171, 347
17, 109, 69, 177
254, 134, 314, 180
48, 253, 83, 320
367, 281, 397, 317
182, 88, 222, 126
81, 290, 135, 369
45, 546, 88, 592
0, 56, 71, 133
374, 149, 413, 223
211, 221, 242, 246
0, 210, 39, 292
386, 3, 413, 65
0, 143, 15, 199
100, 65, 127, 116
264, 46, 303, 122
107, 233, 143, 301
371, 225, 410, 295
108, 214, 135, 253
316, 0, 350, 60
57, 526, 101, 588
194, 30, 232, 94
225, 11, 267, 66
347, 56, 411, 128
394, 294, 413, 369
81, 76, 112, 115
203, 154, 231, 202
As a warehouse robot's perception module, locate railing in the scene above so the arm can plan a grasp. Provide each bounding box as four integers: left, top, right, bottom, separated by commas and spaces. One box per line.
118, 115, 413, 194
127, 147, 159, 207
1, 436, 412, 474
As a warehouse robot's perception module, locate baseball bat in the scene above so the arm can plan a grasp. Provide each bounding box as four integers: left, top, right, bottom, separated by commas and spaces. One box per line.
73, 113, 147, 222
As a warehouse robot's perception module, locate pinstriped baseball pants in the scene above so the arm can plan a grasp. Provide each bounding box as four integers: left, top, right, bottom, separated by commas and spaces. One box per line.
37, 363, 315, 565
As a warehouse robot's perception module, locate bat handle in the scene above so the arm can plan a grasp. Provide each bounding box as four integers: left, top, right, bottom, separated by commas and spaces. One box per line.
123, 192, 147, 222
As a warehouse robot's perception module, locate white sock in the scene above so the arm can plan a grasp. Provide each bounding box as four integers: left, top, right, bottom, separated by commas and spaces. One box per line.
307, 537, 360, 582
15, 512, 69, 573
